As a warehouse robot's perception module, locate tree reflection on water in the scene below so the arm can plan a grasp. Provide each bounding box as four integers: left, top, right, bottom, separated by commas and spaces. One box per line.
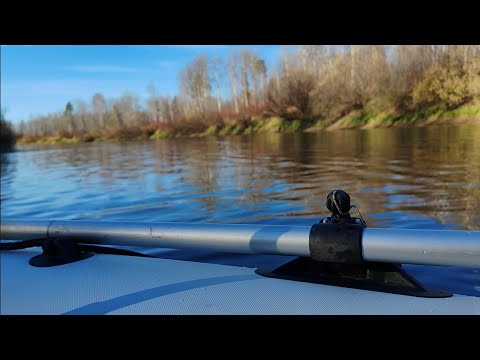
2, 125, 479, 230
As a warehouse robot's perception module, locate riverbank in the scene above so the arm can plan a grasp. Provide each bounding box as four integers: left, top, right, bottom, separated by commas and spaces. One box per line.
16, 102, 480, 145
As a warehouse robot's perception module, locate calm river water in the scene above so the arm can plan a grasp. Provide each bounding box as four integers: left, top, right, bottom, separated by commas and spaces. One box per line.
1, 125, 479, 295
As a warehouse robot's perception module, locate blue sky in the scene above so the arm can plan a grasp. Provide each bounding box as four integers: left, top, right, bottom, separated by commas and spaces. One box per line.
1, 45, 282, 124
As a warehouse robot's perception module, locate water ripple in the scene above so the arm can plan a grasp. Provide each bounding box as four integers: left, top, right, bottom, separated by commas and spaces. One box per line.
1, 125, 480, 294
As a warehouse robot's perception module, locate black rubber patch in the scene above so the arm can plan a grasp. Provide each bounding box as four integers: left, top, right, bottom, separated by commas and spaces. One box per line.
255, 257, 452, 298
29, 252, 93, 267
29, 238, 93, 267
309, 223, 365, 264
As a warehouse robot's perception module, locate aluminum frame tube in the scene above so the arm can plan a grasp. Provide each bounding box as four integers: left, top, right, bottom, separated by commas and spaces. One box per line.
2, 219, 480, 267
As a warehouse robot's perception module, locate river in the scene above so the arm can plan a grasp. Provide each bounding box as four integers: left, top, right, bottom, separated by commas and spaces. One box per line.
1, 125, 480, 296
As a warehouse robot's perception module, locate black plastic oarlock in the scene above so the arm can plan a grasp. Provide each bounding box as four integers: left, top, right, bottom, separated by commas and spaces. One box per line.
309, 222, 365, 264
255, 189, 453, 298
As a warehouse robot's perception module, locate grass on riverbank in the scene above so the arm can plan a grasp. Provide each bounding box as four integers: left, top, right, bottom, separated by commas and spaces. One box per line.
16, 102, 480, 145
324, 101, 480, 130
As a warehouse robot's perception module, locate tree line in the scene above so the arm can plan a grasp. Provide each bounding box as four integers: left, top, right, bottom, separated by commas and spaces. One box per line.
1, 110, 15, 150
9, 45, 480, 140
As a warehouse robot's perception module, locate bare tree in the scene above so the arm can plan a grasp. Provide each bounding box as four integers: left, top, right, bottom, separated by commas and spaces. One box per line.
239, 49, 252, 110
227, 53, 240, 114
118, 93, 141, 127
252, 57, 267, 107
64, 102, 75, 134
146, 84, 161, 126
350, 45, 357, 96
92, 93, 107, 129
209, 57, 223, 113
17, 120, 26, 136
179, 55, 211, 116
73, 99, 89, 132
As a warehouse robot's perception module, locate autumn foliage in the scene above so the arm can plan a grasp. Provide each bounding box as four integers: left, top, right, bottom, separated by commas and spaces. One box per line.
11, 45, 480, 142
